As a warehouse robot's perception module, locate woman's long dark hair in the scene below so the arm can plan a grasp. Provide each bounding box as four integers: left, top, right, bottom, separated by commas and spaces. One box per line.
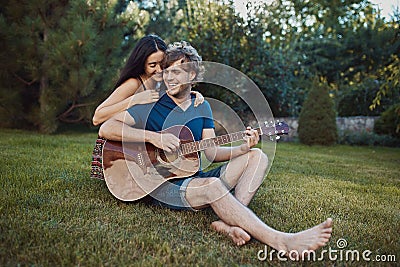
114, 34, 167, 89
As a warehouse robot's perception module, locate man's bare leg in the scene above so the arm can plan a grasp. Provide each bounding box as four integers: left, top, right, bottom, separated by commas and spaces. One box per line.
210, 148, 268, 245
222, 148, 269, 205
186, 178, 332, 257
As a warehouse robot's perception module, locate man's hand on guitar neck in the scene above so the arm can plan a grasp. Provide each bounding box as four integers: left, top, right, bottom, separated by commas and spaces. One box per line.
240, 127, 260, 152
202, 127, 260, 163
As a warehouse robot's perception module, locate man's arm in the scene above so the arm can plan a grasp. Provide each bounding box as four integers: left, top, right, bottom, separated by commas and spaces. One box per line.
99, 110, 147, 141
202, 127, 260, 163
98, 110, 181, 153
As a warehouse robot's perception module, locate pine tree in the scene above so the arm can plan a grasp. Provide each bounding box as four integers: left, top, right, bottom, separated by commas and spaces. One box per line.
298, 77, 338, 145
0, 0, 147, 133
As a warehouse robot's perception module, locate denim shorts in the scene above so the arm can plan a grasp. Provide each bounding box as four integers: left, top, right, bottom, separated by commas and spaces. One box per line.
148, 164, 226, 211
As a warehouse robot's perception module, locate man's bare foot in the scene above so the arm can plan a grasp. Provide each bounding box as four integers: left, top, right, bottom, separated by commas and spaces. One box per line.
278, 218, 333, 260
211, 220, 251, 246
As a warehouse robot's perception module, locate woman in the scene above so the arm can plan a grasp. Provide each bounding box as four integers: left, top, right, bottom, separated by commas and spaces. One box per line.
93, 34, 203, 126
93, 34, 165, 126
91, 34, 203, 179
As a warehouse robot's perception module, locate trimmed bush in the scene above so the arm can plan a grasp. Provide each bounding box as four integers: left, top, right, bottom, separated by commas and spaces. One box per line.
298, 78, 338, 145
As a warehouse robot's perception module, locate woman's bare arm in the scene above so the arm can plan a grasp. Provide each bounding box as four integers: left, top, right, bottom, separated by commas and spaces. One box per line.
92, 78, 159, 126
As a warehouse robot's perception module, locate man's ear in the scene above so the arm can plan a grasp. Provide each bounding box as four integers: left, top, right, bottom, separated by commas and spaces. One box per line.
189, 70, 196, 82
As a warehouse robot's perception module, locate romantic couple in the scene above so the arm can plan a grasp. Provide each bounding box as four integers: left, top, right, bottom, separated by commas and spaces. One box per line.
90, 34, 332, 260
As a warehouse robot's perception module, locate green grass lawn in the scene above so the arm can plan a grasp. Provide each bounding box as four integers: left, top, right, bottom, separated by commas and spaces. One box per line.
1, 129, 399, 266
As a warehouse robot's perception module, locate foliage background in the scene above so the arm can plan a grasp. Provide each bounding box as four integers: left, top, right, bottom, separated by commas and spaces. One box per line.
0, 0, 399, 134
1, 1, 399, 265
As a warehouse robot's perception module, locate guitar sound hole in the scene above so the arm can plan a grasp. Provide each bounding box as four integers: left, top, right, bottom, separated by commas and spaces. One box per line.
157, 149, 179, 164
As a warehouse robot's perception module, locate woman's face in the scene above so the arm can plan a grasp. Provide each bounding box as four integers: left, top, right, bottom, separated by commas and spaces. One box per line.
144, 50, 164, 82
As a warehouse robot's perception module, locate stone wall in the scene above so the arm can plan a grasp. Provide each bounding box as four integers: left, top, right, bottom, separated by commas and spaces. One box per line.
274, 116, 379, 141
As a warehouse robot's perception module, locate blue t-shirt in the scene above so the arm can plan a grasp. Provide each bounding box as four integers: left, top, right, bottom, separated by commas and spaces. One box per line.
127, 93, 214, 141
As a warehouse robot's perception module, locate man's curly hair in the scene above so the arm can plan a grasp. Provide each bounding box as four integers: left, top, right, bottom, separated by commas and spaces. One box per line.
162, 41, 204, 83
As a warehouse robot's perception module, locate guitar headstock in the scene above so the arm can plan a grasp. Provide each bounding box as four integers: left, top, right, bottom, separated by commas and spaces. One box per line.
260, 121, 290, 139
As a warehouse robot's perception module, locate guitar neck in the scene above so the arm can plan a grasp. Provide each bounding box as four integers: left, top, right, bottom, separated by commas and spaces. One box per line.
180, 128, 263, 155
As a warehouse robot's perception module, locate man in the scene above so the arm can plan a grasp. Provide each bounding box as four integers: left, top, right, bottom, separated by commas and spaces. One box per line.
99, 41, 332, 258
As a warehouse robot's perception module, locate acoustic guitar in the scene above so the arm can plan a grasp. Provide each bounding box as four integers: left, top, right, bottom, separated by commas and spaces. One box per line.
102, 121, 289, 201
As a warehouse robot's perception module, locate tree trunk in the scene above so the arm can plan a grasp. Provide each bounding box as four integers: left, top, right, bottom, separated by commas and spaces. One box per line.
38, 27, 58, 133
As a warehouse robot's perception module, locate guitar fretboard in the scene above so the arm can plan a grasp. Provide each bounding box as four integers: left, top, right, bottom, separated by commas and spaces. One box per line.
180, 128, 263, 155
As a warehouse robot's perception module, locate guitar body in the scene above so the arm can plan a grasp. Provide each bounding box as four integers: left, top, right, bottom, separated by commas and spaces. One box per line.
102, 125, 200, 201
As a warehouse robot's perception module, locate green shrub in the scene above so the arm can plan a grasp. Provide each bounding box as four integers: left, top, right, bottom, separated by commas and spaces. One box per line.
336, 78, 385, 116
298, 78, 338, 145
338, 130, 400, 147
374, 104, 400, 138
